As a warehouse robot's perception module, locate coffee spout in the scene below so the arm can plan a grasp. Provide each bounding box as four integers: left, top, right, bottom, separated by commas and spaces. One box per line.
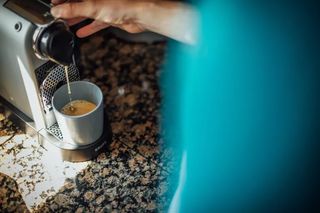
34, 20, 75, 66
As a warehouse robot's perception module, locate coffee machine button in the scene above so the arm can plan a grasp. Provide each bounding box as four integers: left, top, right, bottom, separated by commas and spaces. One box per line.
14, 22, 22, 32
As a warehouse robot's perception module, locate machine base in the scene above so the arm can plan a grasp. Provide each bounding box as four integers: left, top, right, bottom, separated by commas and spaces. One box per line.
39, 115, 112, 162
0, 96, 112, 162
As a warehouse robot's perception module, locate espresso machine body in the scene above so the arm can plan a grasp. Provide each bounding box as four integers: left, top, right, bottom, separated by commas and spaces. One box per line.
0, 0, 45, 127
0, 0, 111, 162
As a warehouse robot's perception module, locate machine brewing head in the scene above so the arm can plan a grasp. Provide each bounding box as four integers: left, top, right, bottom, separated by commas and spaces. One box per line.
33, 20, 75, 66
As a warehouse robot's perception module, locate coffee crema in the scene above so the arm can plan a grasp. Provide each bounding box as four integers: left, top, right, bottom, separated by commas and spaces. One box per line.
61, 100, 97, 116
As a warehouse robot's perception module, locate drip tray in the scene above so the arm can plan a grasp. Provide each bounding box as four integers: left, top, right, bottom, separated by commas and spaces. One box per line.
41, 114, 112, 162
47, 123, 63, 140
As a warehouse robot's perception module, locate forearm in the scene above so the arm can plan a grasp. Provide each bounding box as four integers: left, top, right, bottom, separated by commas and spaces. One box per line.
135, 1, 198, 44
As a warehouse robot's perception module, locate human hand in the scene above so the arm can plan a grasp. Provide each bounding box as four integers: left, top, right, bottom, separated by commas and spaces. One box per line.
51, 0, 198, 44
51, 0, 146, 38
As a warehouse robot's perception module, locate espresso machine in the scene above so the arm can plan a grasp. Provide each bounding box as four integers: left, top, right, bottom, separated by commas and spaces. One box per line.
0, 0, 111, 162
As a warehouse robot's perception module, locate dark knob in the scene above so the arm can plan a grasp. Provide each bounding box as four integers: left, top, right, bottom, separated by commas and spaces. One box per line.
38, 21, 74, 65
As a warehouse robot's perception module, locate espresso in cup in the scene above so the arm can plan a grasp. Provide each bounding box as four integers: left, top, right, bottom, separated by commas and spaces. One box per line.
61, 100, 96, 116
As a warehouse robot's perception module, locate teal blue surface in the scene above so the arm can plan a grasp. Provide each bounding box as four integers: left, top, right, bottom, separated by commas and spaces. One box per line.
163, 1, 320, 212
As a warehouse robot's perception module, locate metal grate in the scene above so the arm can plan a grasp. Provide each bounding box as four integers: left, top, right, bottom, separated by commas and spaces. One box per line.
40, 64, 80, 107
35, 62, 80, 140
35, 61, 56, 85
47, 123, 63, 140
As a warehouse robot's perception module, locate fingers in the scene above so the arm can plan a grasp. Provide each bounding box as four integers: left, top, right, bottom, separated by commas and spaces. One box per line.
51, 1, 85, 26
51, 1, 96, 19
76, 20, 110, 37
51, 0, 82, 5
119, 23, 145, 33
51, 0, 145, 37
66, 17, 86, 26
51, 0, 67, 5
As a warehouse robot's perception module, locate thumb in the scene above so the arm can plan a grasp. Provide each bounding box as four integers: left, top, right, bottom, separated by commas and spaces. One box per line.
51, 2, 96, 19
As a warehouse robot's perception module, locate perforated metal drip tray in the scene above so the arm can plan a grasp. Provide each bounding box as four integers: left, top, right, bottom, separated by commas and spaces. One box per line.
46, 123, 63, 141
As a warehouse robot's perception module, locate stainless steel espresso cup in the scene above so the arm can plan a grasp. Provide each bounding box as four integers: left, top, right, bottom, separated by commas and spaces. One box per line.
52, 81, 104, 146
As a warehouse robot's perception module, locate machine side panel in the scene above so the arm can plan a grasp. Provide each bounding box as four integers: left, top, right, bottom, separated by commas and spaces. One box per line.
0, 4, 47, 130
0, 6, 34, 119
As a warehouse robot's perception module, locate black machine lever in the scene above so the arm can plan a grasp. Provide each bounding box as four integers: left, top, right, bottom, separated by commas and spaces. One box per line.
36, 21, 75, 66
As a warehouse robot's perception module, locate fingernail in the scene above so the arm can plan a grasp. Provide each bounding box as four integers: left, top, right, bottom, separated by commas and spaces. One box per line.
50, 7, 60, 17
